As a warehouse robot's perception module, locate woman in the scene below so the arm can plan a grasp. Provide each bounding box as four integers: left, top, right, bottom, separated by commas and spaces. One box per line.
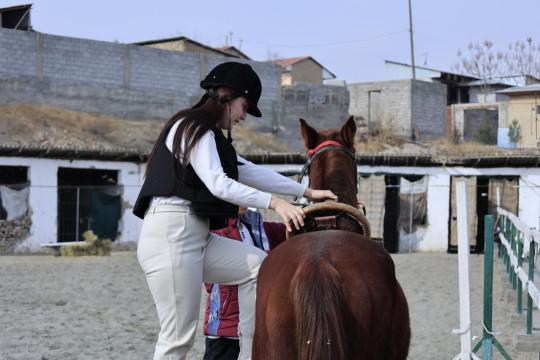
133, 62, 337, 360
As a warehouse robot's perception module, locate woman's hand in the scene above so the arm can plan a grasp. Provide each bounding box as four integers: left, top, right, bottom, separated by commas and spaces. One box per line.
269, 195, 305, 233
303, 188, 338, 202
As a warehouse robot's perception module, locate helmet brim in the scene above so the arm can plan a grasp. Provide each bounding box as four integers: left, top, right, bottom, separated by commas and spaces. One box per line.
247, 102, 262, 117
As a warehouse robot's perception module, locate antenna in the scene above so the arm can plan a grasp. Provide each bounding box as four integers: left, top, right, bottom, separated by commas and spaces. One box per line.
421, 53, 429, 66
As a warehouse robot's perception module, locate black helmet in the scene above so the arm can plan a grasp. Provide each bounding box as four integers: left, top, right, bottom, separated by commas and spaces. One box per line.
200, 62, 262, 117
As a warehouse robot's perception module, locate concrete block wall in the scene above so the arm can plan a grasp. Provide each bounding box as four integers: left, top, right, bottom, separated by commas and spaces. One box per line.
348, 79, 448, 141
0, 28, 281, 125
0, 27, 37, 77
410, 80, 447, 140
348, 79, 412, 138
42, 34, 125, 87
279, 82, 350, 151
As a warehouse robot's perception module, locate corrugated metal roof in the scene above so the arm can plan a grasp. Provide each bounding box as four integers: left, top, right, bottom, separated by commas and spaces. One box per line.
2, 143, 539, 168
497, 84, 540, 94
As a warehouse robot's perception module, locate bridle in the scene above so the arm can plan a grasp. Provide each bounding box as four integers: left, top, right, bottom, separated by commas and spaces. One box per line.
298, 140, 358, 188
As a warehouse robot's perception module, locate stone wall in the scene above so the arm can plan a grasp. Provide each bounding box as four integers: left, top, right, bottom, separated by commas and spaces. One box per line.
0, 218, 31, 254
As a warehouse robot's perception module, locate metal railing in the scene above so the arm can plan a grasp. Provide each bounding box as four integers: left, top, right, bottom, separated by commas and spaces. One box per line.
497, 207, 540, 335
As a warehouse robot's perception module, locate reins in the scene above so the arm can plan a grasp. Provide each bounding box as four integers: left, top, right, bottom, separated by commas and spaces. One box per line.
298, 140, 358, 188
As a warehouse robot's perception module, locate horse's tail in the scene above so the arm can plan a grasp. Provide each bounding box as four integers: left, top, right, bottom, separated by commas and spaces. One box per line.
291, 259, 348, 360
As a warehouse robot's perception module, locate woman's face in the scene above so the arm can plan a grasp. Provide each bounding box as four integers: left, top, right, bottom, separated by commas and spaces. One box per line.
217, 96, 248, 129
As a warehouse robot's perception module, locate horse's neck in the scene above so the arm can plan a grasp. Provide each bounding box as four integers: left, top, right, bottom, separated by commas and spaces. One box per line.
312, 178, 358, 207
310, 151, 358, 207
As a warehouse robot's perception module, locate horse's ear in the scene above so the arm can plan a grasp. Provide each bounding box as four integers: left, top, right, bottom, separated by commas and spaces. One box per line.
340, 116, 357, 151
300, 118, 318, 150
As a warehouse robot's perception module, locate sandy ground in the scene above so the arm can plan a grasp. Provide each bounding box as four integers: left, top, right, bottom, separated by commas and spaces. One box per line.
0, 250, 538, 360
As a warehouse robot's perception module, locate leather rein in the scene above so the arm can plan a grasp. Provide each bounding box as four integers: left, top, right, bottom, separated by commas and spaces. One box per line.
298, 140, 358, 187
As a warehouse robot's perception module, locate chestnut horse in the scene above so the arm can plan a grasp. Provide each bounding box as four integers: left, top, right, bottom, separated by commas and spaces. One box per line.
252, 116, 410, 360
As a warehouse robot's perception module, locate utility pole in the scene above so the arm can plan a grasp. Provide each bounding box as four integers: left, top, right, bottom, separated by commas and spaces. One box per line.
408, 0, 416, 79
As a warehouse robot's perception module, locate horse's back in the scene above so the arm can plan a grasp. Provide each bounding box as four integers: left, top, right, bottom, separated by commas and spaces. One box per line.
253, 230, 410, 360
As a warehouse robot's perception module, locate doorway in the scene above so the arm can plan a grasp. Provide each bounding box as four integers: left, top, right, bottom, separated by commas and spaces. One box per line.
57, 168, 120, 243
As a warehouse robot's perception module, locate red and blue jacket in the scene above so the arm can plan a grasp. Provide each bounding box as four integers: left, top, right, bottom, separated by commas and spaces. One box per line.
203, 210, 286, 338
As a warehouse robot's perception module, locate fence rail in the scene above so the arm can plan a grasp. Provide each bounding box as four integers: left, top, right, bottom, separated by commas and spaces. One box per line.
497, 207, 540, 335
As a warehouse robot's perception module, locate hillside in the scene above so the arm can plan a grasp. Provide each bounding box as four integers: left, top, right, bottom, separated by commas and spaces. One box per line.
0, 104, 294, 154
0, 104, 538, 159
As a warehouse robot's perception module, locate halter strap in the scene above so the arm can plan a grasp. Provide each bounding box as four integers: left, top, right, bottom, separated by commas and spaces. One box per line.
297, 141, 358, 196
307, 141, 345, 157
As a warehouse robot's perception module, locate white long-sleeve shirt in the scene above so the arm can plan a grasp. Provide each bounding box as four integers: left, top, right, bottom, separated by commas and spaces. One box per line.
151, 120, 306, 209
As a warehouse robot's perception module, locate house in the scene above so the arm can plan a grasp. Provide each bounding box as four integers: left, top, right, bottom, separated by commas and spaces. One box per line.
133, 36, 241, 59
497, 84, 540, 148
266, 56, 336, 85
348, 60, 486, 141
0, 3, 32, 31
215, 46, 250, 60
349, 60, 533, 144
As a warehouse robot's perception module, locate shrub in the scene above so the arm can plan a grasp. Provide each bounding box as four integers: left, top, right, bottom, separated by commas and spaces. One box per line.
60, 230, 111, 257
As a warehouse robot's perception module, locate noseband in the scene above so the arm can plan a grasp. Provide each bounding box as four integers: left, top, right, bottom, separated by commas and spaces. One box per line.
298, 140, 358, 187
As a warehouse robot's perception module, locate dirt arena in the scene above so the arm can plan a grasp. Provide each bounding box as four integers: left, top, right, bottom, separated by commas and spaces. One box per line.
0, 250, 537, 359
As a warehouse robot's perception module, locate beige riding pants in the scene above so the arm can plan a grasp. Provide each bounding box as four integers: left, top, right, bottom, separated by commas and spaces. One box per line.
137, 204, 267, 360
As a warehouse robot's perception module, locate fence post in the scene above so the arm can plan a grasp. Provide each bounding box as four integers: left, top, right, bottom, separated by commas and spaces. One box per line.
452, 182, 473, 359
505, 217, 511, 277
518, 232, 523, 314
527, 231, 535, 335
472, 215, 511, 359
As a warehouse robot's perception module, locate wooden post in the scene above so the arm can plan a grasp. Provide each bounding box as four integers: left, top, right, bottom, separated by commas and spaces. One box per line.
452, 182, 478, 360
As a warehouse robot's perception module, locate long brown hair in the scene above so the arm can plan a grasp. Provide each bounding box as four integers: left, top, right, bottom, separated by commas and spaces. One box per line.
144, 87, 236, 180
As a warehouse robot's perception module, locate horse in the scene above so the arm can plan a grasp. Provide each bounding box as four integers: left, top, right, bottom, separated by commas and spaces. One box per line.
252, 116, 410, 360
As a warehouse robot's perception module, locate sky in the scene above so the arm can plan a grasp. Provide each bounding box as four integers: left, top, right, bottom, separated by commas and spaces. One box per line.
4, 0, 540, 83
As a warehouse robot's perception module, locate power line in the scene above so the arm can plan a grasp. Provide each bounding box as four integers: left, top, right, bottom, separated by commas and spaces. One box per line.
240, 29, 409, 49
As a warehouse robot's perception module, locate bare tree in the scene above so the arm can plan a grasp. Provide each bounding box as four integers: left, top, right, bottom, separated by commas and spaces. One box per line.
503, 37, 540, 84
453, 40, 504, 102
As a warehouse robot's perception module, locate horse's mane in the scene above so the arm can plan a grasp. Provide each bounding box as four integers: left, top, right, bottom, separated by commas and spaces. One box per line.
309, 141, 358, 207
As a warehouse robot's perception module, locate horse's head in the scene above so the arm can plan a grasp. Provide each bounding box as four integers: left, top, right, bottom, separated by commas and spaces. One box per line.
299, 116, 358, 207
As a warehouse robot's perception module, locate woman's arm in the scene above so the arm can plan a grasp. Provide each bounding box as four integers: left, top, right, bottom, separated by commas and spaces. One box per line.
237, 155, 306, 198
187, 132, 272, 209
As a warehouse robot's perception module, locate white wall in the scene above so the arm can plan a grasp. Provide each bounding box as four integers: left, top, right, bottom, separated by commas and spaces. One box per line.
422, 173, 451, 252
519, 173, 540, 230
2, 159, 539, 253
2, 157, 144, 252
356, 165, 540, 252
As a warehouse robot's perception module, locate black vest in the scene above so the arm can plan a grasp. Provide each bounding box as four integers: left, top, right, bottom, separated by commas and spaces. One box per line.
133, 128, 240, 229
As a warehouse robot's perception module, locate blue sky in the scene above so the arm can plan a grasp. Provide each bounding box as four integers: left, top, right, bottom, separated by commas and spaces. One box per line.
4, 0, 540, 83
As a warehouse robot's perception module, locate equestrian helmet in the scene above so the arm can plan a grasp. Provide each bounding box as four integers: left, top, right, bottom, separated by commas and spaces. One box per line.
200, 62, 262, 117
